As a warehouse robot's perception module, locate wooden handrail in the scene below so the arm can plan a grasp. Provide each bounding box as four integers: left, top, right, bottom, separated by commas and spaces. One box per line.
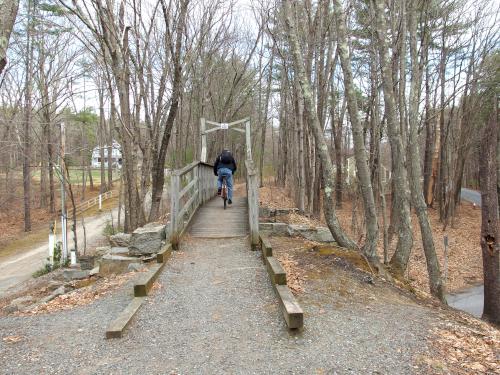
174, 160, 200, 177
169, 158, 259, 250
170, 161, 216, 248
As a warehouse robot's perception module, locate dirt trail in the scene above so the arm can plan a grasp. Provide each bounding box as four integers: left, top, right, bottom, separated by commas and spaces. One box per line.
0, 209, 117, 296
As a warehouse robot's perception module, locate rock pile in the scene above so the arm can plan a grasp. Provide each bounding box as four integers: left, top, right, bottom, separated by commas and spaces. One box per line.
96, 223, 168, 277
2, 222, 169, 315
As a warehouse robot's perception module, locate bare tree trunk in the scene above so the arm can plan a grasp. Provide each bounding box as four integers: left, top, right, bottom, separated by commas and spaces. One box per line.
87, 164, 94, 190
372, 0, 413, 275
437, 21, 448, 221
408, 2, 446, 302
149, 0, 188, 221
98, 86, 107, 193
48, 123, 55, 213
40, 132, 48, 208
497, 113, 500, 213
333, 0, 379, 260
295, 78, 306, 213
23, 0, 34, 232
332, 98, 344, 209
283, 0, 356, 249
107, 110, 114, 188
0, 0, 19, 74
259, 43, 275, 188
479, 96, 499, 324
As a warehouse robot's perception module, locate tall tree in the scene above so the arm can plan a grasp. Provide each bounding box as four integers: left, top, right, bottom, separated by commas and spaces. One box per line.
479, 95, 499, 324
149, 0, 189, 221
407, 0, 445, 301
282, 0, 356, 249
371, 0, 413, 275
0, 0, 19, 74
332, 0, 379, 261
23, 0, 34, 232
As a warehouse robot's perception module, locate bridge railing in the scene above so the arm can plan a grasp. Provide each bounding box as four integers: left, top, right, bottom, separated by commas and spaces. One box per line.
245, 159, 259, 248
170, 161, 216, 248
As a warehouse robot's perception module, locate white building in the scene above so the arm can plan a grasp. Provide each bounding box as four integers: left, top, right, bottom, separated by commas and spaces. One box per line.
91, 141, 122, 168
345, 155, 391, 186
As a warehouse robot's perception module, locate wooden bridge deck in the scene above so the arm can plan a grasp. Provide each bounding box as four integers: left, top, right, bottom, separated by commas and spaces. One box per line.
189, 196, 249, 238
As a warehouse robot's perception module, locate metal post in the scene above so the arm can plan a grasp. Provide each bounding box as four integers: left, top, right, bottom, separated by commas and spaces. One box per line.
99, 194, 102, 211
60, 122, 68, 263
200, 118, 207, 163
61, 213, 67, 264
48, 222, 55, 267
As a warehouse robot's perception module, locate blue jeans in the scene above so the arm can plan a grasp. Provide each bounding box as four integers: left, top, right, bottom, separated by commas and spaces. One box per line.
217, 168, 233, 200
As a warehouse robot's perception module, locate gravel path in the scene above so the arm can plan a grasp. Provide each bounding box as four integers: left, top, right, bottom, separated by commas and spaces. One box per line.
1, 237, 435, 374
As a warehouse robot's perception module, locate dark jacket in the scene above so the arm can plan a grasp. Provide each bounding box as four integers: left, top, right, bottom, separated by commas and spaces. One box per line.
214, 151, 237, 175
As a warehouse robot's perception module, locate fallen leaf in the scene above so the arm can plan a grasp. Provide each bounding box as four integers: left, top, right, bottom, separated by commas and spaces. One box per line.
3, 335, 22, 344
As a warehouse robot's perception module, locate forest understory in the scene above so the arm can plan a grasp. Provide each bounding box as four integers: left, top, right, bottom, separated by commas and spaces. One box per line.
258, 182, 483, 295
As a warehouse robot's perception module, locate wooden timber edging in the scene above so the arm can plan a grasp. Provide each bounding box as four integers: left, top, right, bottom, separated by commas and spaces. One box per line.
259, 233, 304, 330
157, 243, 172, 263
106, 297, 145, 339
133, 263, 165, 297
259, 235, 273, 263
105, 242, 172, 339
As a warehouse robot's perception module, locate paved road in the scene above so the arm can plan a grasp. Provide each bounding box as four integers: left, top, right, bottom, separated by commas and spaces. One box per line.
0, 209, 117, 296
447, 285, 483, 318
460, 188, 481, 206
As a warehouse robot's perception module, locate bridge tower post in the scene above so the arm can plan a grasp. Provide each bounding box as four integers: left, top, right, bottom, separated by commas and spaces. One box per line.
200, 117, 207, 163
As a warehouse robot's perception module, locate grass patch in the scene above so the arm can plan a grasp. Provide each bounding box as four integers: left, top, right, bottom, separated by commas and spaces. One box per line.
32, 263, 54, 278
0, 226, 50, 261
312, 244, 373, 273
31, 168, 121, 185
102, 220, 123, 237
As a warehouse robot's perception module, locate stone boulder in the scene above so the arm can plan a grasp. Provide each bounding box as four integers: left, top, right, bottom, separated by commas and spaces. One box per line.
287, 224, 314, 237
259, 222, 289, 235
78, 255, 96, 270
95, 246, 111, 257
40, 286, 66, 304
276, 208, 298, 216
109, 232, 132, 248
108, 247, 129, 256
63, 269, 90, 281
127, 263, 146, 272
99, 254, 139, 276
313, 228, 335, 243
128, 225, 166, 255
287, 224, 335, 243
259, 207, 272, 217
5, 295, 36, 313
